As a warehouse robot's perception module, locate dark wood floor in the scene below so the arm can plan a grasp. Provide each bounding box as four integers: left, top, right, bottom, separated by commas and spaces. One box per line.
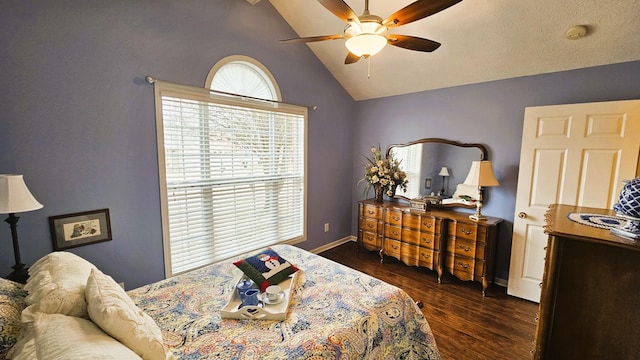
319, 241, 538, 360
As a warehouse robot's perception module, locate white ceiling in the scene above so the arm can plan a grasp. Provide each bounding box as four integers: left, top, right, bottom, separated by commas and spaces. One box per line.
268, 0, 640, 101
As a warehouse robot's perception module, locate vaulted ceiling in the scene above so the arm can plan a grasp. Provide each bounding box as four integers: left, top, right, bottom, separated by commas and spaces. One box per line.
268, 0, 640, 101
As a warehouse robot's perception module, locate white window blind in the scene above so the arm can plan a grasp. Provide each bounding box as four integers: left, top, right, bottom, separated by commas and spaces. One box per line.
391, 144, 422, 196
154, 82, 307, 276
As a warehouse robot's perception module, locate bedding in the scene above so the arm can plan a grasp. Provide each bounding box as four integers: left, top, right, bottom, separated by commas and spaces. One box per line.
4, 244, 440, 359
0, 278, 27, 359
128, 244, 440, 359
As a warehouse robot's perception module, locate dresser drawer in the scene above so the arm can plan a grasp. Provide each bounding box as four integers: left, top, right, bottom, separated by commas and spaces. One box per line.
362, 204, 382, 220
401, 227, 419, 246
402, 230, 439, 250
420, 217, 439, 233
419, 233, 440, 250
360, 230, 380, 249
448, 221, 487, 241
385, 209, 403, 226
385, 224, 402, 240
445, 253, 484, 281
384, 238, 401, 258
359, 217, 379, 233
447, 237, 485, 259
417, 248, 439, 269
402, 213, 439, 233
402, 212, 420, 229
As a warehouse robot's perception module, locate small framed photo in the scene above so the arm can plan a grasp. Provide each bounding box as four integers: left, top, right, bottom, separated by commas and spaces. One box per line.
49, 209, 112, 250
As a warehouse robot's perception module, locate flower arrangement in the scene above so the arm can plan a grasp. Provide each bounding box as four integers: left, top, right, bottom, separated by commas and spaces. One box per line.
360, 145, 408, 201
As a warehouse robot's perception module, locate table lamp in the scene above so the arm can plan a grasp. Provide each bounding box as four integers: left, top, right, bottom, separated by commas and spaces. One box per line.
463, 161, 499, 221
0, 174, 43, 283
438, 167, 450, 196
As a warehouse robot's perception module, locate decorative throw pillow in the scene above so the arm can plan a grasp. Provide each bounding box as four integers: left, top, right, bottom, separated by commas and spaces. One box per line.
22, 251, 97, 321
0, 278, 28, 359
233, 248, 299, 291
85, 269, 174, 360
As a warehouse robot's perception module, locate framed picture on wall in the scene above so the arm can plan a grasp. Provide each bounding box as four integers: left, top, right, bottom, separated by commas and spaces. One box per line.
49, 209, 112, 250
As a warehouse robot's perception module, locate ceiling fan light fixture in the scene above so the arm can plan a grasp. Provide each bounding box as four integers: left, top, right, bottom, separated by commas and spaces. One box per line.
346, 34, 387, 57
345, 22, 387, 57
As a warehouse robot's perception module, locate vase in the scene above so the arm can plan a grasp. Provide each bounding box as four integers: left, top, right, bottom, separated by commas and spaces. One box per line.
373, 185, 384, 203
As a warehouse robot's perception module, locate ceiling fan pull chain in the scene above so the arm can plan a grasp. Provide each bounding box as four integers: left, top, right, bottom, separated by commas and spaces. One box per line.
367, 56, 371, 79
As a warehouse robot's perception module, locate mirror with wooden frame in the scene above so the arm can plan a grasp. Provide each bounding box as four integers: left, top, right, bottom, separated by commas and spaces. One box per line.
386, 138, 488, 208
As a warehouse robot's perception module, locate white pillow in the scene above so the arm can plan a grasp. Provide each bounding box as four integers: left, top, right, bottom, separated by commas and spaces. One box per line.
33, 313, 142, 360
22, 252, 97, 321
5, 322, 35, 360
86, 269, 174, 360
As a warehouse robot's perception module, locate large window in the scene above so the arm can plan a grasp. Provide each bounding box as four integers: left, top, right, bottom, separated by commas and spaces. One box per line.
155, 57, 307, 276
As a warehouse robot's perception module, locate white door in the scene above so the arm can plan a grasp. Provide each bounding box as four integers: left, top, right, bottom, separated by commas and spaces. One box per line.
507, 100, 640, 302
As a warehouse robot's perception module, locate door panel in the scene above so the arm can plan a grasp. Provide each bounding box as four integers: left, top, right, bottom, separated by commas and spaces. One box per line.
578, 150, 619, 208
531, 150, 565, 206
508, 100, 640, 302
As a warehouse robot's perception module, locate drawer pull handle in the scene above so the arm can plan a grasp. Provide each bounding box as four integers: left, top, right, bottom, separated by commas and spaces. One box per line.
367, 210, 375, 215
457, 262, 469, 269
392, 216, 400, 221
391, 244, 399, 249
421, 238, 432, 243
461, 229, 472, 235
422, 223, 432, 228
421, 254, 431, 259
459, 245, 471, 252
367, 224, 373, 228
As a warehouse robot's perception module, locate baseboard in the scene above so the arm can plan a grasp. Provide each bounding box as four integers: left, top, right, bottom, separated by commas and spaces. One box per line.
310, 236, 356, 254
494, 277, 507, 288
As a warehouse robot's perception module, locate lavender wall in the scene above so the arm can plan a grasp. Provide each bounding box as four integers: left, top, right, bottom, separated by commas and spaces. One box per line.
1, 1, 639, 290
351, 60, 640, 280
0, 0, 354, 288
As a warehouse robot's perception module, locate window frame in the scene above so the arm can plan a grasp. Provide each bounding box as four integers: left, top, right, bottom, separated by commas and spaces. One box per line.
154, 57, 307, 277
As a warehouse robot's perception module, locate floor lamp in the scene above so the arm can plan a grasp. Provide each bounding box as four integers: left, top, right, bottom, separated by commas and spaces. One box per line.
463, 161, 499, 221
0, 174, 43, 283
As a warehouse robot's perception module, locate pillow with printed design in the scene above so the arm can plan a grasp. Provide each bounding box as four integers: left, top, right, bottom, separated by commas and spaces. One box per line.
233, 248, 298, 291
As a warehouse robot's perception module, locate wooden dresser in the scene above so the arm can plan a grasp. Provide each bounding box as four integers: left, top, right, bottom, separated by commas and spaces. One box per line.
357, 199, 502, 295
535, 204, 640, 359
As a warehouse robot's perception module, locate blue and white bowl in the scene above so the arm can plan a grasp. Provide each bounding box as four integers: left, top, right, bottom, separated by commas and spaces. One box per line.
613, 177, 640, 219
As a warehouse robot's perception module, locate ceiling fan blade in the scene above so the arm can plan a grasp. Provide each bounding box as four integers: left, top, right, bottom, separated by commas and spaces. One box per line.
388, 35, 441, 52
317, 0, 359, 23
383, 0, 461, 28
280, 34, 344, 43
345, 52, 361, 64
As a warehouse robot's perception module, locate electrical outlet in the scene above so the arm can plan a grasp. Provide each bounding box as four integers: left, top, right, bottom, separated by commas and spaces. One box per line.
324, 223, 329, 232
425, 178, 432, 189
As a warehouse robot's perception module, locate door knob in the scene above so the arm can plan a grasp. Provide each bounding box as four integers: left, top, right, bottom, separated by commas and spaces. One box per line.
518, 212, 527, 219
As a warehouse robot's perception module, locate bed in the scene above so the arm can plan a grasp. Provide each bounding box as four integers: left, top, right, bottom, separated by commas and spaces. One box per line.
2, 244, 440, 359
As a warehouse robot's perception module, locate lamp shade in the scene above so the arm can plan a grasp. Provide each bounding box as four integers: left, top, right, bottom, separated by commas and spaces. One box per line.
463, 161, 499, 187
0, 174, 43, 214
438, 167, 450, 177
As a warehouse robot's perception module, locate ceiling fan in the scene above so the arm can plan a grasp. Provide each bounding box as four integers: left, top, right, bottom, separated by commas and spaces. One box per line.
280, 0, 462, 64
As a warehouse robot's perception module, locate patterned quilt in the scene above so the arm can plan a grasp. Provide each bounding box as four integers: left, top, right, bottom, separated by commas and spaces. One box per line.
127, 244, 440, 359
